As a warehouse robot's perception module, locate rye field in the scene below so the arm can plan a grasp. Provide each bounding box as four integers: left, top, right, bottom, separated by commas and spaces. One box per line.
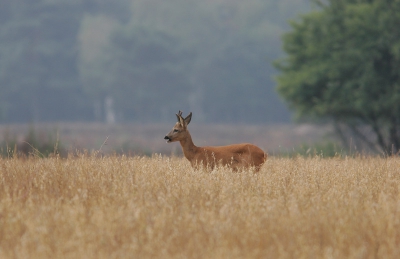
0, 155, 399, 258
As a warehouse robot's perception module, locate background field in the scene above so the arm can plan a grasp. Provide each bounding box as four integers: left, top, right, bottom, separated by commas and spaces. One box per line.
0, 155, 399, 258
0, 123, 332, 157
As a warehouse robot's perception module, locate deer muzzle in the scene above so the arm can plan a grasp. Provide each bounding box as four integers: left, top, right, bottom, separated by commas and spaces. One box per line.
164, 136, 172, 143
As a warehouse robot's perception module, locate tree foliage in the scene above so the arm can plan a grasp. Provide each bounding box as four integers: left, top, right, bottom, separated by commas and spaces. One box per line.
82, 0, 312, 123
0, 1, 82, 121
0, 0, 309, 123
103, 25, 193, 121
275, 0, 400, 154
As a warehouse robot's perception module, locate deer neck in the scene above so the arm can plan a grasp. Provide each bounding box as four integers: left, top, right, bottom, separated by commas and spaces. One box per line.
179, 130, 198, 160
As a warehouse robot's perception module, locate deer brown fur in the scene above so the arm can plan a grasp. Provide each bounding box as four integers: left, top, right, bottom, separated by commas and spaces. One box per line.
164, 111, 267, 171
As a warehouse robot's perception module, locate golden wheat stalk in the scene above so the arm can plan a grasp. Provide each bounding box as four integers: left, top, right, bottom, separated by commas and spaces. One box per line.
0, 155, 399, 258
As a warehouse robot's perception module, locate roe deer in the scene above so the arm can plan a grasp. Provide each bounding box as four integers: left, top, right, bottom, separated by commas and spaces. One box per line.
164, 111, 267, 171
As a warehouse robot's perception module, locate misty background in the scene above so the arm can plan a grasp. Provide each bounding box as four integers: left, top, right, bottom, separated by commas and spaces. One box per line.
0, 0, 311, 124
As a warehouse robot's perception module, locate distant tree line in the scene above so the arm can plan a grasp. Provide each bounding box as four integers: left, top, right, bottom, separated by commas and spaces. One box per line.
0, 0, 309, 124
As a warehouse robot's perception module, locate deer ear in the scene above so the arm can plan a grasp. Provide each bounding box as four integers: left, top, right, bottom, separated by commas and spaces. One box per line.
184, 112, 192, 125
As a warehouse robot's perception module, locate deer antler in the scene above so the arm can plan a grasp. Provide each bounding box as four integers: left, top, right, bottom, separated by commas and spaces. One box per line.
176, 110, 183, 123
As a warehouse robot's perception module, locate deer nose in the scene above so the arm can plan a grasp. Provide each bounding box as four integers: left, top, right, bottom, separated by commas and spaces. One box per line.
164, 136, 170, 140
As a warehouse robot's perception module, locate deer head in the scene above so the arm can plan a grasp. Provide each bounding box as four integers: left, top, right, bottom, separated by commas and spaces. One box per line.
164, 111, 192, 143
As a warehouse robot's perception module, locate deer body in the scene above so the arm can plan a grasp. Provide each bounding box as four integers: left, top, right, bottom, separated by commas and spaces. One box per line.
164, 111, 267, 171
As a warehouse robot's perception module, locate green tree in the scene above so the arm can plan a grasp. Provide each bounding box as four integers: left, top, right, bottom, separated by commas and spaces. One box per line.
275, 0, 400, 154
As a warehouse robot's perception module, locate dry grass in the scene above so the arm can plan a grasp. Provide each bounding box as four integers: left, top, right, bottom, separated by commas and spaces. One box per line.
0, 155, 399, 258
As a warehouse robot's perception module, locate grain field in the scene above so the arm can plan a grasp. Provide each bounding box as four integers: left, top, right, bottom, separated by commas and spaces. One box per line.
0, 155, 399, 258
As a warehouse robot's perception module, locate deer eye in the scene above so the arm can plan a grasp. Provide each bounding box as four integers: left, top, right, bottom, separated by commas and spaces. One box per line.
173, 129, 179, 133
